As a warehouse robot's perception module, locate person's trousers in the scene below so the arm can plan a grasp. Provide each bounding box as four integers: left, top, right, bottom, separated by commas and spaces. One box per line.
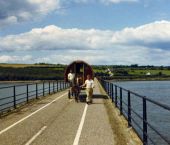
86, 88, 93, 102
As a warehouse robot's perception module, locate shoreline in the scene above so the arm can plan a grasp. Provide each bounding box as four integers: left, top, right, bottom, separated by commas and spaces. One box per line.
109, 78, 170, 82
0, 80, 57, 84
104, 77, 170, 82
0, 81, 42, 83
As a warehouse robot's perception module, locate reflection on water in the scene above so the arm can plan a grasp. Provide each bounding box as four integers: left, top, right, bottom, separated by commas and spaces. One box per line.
113, 81, 170, 145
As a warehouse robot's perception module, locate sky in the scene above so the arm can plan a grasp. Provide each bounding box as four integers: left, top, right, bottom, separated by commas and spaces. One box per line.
0, 0, 170, 65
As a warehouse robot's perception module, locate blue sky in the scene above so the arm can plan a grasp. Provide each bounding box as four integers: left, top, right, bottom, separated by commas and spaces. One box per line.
0, 0, 170, 65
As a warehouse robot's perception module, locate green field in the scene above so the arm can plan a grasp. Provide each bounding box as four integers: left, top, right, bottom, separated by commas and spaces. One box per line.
0, 63, 66, 81
1, 63, 170, 81
128, 69, 170, 76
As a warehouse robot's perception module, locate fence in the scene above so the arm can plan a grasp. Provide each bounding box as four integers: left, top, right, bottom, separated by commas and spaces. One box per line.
99, 78, 170, 145
0, 80, 69, 113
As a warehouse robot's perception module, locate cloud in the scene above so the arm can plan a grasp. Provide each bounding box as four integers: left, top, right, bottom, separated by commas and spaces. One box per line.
100, 0, 138, 4
0, 20, 170, 65
111, 20, 170, 49
0, 55, 32, 63
0, 0, 138, 27
67, 0, 138, 4
1, 20, 170, 52
0, 25, 113, 52
0, 0, 60, 27
62, 0, 138, 6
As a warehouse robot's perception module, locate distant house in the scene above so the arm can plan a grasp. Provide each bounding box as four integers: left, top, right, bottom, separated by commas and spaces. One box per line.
106, 68, 114, 77
146, 72, 151, 76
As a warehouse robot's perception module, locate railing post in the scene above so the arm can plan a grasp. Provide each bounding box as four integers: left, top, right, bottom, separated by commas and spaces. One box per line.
27, 84, 29, 103
120, 88, 123, 115
36, 83, 38, 99
111, 84, 113, 102
143, 97, 148, 145
43, 82, 45, 96
13, 86, 16, 109
128, 91, 131, 127
112, 84, 114, 103
110, 83, 112, 99
105, 81, 107, 91
49, 82, 50, 94
55, 81, 56, 91
103, 80, 105, 90
60, 80, 62, 90
115, 86, 117, 107
108, 82, 110, 96
57, 80, 58, 92
53, 81, 54, 93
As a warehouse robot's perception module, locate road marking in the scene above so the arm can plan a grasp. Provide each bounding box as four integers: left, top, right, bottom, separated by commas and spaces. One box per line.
73, 104, 88, 145
0, 92, 67, 135
25, 126, 47, 145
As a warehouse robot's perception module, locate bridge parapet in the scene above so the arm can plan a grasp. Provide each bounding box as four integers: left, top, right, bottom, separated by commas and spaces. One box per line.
98, 77, 170, 145
0, 80, 69, 115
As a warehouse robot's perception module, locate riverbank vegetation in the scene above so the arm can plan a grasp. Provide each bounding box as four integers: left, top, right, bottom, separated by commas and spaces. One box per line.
94, 64, 170, 80
1, 63, 170, 81
0, 63, 66, 81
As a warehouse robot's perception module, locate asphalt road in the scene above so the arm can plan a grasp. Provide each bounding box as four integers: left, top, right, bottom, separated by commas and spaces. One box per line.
0, 79, 115, 145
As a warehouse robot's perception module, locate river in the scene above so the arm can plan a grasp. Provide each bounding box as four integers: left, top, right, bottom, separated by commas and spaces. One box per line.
0, 82, 64, 112
113, 80, 170, 145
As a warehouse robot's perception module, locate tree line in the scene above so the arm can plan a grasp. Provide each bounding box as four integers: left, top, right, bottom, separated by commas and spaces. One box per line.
0, 66, 65, 81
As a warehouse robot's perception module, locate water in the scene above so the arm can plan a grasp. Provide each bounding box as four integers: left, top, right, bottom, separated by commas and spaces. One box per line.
113, 81, 170, 145
0, 82, 65, 112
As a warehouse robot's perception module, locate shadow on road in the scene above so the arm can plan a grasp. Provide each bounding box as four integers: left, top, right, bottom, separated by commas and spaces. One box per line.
75, 94, 108, 103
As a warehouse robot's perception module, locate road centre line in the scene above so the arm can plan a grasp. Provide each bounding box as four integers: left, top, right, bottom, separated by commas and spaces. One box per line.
73, 104, 88, 145
0, 92, 67, 135
25, 126, 47, 145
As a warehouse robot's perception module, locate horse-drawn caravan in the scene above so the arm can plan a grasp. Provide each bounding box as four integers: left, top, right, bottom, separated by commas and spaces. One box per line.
64, 60, 94, 102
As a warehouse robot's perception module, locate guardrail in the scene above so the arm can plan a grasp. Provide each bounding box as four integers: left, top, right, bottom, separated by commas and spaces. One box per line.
99, 78, 170, 145
0, 80, 69, 114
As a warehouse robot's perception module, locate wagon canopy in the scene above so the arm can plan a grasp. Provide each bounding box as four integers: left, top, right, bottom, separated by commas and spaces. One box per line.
65, 60, 94, 83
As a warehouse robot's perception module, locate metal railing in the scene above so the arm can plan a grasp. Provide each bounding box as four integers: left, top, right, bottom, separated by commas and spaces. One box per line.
0, 80, 69, 113
99, 78, 170, 145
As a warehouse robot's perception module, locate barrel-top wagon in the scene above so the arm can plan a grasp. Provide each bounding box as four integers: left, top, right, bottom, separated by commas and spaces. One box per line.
64, 60, 94, 102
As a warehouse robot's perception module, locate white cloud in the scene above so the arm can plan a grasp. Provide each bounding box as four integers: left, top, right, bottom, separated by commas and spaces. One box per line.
0, 20, 170, 65
0, 55, 32, 63
0, 0, 60, 27
0, 26, 113, 51
0, 0, 138, 27
68, 0, 138, 4
111, 20, 170, 49
100, 0, 138, 4
1, 20, 170, 52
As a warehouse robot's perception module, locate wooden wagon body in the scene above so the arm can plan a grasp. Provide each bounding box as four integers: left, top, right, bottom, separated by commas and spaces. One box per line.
64, 60, 94, 101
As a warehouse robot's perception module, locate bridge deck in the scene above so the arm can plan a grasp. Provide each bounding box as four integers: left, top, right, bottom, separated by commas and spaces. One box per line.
0, 78, 116, 145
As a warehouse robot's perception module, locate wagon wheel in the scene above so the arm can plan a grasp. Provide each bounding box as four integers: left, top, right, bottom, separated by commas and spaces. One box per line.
75, 92, 79, 103
68, 90, 71, 99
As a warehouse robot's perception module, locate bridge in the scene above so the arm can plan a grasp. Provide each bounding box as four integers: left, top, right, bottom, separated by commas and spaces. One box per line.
0, 78, 170, 145
0, 78, 141, 145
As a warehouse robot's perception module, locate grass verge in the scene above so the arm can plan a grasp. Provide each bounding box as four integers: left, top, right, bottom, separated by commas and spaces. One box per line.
95, 78, 142, 145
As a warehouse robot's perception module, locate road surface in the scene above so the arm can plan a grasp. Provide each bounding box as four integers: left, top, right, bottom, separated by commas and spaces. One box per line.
0, 79, 115, 145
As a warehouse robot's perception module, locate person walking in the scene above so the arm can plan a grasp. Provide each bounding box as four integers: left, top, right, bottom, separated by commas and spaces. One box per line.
68, 70, 75, 86
68, 70, 75, 96
81, 74, 94, 104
